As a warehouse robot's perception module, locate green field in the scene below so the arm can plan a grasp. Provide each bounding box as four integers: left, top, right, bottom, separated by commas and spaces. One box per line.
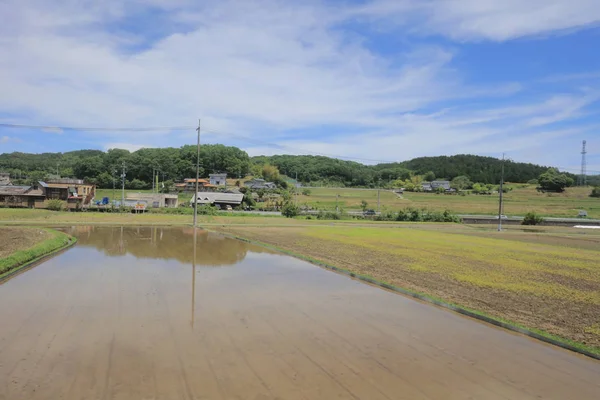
299, 185, 600, 218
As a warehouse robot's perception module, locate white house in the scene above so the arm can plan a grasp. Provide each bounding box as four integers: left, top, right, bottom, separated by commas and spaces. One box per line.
190, 192, 243, 208
209, 173, 227, 186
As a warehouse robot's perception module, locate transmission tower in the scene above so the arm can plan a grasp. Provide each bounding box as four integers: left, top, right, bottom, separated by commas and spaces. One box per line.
579, 140, 587, 186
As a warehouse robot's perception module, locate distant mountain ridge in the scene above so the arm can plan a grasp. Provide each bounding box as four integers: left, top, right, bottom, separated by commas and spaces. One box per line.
0, 147, 578, 188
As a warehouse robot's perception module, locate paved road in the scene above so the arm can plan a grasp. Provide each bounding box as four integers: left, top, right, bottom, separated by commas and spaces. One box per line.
1, 227, 598, 399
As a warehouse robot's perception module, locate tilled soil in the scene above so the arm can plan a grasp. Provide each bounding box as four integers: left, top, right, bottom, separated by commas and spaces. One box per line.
0, 227, 51, 258
216, 226, 600, 349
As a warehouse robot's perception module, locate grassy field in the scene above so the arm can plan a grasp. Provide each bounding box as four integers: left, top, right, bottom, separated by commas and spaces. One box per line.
0, 227, 73, 278
214, 223, 600, 354
299, 185, 600, 218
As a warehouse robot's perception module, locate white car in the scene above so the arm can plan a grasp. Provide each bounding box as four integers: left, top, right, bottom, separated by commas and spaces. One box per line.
495, 215, 508, 219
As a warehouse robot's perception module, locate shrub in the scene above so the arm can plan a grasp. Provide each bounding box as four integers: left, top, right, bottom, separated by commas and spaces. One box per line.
281, 202, 299, 218
316, 211, 341, 220
522, 212, 544, 225
590, 186, 600, 198
46, 199, 65, 211
197, 205, 218, 215
302, 189, 311, 196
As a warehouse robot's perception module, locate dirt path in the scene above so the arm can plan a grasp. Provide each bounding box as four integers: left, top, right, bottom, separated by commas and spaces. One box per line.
1, 227, 599, 399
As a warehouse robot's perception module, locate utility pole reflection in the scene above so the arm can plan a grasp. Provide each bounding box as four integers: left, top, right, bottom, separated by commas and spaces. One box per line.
191, 228, 197, 329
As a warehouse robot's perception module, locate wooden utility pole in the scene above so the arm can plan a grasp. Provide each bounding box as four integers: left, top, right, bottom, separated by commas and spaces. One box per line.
121, 162, 126, 208
193, 119, 201, 228
498, 153, 505, 231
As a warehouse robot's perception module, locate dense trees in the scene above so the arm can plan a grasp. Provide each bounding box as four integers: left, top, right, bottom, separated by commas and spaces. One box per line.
402, 155, 554, 184
537, 168, 574, 192
0, 146, 579, 189
0, 144, 250, 189
450, 175, 473, 190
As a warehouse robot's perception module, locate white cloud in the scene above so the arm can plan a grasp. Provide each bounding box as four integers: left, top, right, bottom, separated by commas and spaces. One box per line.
0, 0, 598, 166
353, 0, 600, 41
0, 136, 11, 144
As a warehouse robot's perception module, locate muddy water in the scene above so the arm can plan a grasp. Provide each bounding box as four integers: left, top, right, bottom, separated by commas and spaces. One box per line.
1, 227, 598, 400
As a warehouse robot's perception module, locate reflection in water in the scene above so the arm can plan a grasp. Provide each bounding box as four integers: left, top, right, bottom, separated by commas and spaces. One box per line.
64, 226, 274, 266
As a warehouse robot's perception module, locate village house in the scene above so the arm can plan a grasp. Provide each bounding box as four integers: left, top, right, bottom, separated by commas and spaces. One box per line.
126, 193, 179, 208
422, 180, 452, 192
0, 179, 96, 209
209, 173, 227, 186
0, 185, 46, 208
175, 178, 217, 192
190, 192, 244, 209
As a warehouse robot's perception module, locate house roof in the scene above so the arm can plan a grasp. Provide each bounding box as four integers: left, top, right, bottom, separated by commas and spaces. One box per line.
192, 192, 244, 204
0, 185, 30, 195
209, 173, 227, 177
184, 178, 208, 183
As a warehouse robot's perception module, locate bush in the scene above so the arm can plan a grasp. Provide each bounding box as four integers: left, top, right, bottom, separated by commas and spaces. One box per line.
373, 208, 460, 223
537, 168, 573, 192
302, 189, 312, 196
522, 212, 544, 225
316, 211, 341, 220
197, 205, 218, 215
46, 199, 65, 211
281, 202, 299, 218
590, 186, 600, 198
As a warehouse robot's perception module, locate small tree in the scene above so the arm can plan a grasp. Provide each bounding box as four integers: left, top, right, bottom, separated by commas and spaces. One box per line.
522, 212, 544, 225
423, 171, 436, 181
262, 164, 280, 182
451, 175, 473, 190
538, 168, 573, 192
302, 188, 311, 196
435, 186, 446, 194
590, 186, 600, 198
281, 202, 299, 218
360, 200, 368, 212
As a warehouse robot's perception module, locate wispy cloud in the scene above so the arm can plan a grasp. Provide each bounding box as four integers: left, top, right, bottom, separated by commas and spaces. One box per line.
351, 0, 600, 41
0, 0, 599, 168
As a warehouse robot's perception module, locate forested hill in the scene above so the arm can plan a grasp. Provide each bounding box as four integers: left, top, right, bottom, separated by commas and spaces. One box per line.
0, 146, 571, 188
400, 155, 552, 184
259, 154, 559, 186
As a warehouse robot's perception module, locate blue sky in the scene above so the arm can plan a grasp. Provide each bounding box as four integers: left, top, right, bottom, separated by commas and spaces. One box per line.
0, 0, 599, 173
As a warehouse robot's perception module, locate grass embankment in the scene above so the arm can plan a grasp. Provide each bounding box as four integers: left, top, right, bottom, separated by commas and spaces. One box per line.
0, 208, 419, 227
0, 227, 74, 279
214, 223, 600, 356
300, 186, 600, 218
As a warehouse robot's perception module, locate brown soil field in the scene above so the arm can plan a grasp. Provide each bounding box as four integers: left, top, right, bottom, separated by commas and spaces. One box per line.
0, 227, 51, 258
214, 224, 600, 352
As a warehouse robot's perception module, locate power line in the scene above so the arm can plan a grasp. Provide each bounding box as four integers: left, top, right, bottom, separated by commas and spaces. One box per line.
0, 123, 195, 132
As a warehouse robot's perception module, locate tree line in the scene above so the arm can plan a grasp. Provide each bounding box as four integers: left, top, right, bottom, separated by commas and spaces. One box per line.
0, 146, 584, 189
0, 145, 250, 189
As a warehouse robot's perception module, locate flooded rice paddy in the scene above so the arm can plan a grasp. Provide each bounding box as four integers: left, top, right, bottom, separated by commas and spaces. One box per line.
1, 226, 598, 400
